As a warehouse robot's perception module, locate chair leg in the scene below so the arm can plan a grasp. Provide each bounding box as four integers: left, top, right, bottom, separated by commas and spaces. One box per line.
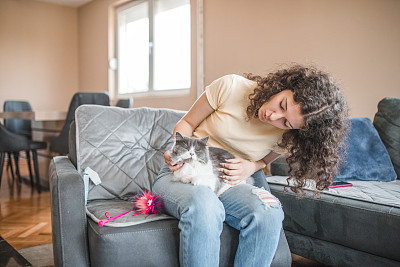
0, 152, 5, 191
7, 152, 15, 181
25, 150, 34, 187
13, 152, 22, 183
31, 150, 41, 193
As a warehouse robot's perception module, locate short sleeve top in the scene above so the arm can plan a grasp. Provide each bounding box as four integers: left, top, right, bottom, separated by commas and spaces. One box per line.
192, 74, 287, 161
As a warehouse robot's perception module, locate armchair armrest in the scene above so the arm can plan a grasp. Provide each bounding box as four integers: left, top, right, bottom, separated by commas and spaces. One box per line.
50, 156, 89, 267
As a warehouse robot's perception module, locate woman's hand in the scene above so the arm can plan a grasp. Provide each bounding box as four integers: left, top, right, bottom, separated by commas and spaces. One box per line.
164, 150, 184, 173
218, 158, 257, 185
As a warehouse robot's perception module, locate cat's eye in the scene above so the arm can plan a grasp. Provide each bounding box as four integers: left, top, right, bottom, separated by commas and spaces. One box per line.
177, 142, 188, 149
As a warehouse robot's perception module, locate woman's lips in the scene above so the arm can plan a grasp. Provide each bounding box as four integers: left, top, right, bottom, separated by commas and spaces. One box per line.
259, 109, 267, 121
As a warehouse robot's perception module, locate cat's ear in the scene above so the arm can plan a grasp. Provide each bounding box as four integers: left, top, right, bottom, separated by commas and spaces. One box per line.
175, 132, 184, 141
200, 136, 209, 145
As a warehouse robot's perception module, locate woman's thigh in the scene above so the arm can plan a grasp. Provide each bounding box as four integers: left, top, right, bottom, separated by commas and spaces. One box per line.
153, 164, 225, 220
251, 169, 271, 192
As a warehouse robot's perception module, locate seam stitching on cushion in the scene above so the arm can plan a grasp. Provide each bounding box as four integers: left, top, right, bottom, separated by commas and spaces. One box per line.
90, 224, 179, 237
276, 192, 400, 216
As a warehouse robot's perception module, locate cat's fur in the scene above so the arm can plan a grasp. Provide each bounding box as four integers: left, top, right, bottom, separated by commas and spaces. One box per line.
169, 132, 242, 196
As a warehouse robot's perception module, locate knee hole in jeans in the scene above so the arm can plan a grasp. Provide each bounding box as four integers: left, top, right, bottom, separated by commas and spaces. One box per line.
251, 188, 282, 208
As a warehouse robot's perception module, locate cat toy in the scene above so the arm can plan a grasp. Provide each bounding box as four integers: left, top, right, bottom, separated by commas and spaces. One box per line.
98, 191, 163, 227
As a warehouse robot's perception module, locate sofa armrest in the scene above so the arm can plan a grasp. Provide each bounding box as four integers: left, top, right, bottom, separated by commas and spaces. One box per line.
50, 156, 89, 267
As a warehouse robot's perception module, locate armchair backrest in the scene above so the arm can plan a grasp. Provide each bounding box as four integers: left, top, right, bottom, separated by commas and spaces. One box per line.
373, 97, 400, 179
71, 105, 185, 201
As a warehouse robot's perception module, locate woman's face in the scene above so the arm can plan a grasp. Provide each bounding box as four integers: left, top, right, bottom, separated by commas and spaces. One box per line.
258, 90, 304, 130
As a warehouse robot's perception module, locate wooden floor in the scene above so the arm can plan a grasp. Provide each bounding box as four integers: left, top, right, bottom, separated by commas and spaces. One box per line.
0, 158, 327, 266
0, 159, 52, 250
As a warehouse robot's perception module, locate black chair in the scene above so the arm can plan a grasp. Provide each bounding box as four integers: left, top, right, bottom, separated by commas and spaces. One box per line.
116, 97, 133, 108
50, 92, 110, 155
0, 123, 42, 193
3, 101, 47, 192
4, 101, 32, 136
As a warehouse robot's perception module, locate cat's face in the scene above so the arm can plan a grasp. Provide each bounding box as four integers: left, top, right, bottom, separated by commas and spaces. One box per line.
170, 132, 210, 164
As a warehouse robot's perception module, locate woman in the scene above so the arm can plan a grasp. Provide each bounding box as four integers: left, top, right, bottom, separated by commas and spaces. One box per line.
153, 64, 348, 266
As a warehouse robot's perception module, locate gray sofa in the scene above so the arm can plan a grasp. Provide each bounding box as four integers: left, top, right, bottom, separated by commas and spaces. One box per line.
50, 105, 292, 267
269, 97, 400, 267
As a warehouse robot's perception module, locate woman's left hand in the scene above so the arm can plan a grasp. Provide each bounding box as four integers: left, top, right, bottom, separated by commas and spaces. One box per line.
218, 158, 257, 185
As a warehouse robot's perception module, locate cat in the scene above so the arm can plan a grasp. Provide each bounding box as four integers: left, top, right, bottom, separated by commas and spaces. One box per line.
169, 132, 244, 196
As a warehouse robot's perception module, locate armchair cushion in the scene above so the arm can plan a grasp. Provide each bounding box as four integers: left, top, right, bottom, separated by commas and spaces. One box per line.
75, 105, 185, 200
73, 105, 185, 226
86, 199, 173, 227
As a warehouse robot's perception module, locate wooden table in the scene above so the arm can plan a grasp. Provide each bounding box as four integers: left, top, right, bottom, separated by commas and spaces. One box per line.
0, 111, 67, 121
0, 110, 67, 134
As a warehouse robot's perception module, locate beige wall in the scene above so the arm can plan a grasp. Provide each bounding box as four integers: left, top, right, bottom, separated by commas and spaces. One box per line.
0, 0, 79, 111
203, 0, 400, 119
1, 0, 399, 118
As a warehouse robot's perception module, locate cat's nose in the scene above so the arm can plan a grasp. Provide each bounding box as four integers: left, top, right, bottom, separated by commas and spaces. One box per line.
190, 152, 194, 156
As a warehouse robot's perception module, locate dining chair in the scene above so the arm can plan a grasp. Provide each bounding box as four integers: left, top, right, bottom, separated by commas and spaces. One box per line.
3, 100, 47, 192
115, 97, 133, 108
0, 123, 42, 193
49, 92, 110, 155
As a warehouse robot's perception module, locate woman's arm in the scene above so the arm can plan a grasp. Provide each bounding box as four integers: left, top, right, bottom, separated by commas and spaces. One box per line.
219, 151, 281, 185
165, 92, 215, 171
173, 92, 215, 136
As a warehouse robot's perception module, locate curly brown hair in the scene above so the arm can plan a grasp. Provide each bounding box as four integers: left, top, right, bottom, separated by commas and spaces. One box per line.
245, 64, 349, 195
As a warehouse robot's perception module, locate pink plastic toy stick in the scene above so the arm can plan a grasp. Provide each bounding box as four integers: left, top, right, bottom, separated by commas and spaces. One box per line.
98, 211, 133, 227
98, 191, 163, 227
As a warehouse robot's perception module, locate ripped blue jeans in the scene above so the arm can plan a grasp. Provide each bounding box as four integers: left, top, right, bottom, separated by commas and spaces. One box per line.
152, 164, 284, 267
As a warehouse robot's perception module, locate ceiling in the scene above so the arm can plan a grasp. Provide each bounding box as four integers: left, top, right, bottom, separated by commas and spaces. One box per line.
36, 0, 93, 8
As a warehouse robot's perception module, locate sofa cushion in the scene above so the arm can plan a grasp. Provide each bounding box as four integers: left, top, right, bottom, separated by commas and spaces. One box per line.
373, 97, 400, 179
335, 117, 396, 181
271, 118, 397, 182
74, 105, 185, 201
268, 175, 400, 262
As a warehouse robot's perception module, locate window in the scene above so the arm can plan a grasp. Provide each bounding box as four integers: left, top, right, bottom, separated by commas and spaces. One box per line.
117, 0, 191, 95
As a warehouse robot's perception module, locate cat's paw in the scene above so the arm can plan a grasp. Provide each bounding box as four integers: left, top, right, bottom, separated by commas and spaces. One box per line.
180, 177, 192, 184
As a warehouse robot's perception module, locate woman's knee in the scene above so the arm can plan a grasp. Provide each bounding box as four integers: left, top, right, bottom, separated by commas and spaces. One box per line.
245, 188, 284, 231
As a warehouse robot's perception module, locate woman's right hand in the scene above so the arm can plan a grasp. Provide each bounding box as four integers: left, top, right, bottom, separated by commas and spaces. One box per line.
164, 150, 184, 173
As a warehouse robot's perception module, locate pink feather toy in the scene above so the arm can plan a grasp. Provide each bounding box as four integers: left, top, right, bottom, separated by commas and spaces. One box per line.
98, 191, 163, 227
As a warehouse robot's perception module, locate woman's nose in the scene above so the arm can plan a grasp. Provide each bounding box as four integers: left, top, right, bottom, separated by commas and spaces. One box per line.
269, 111, 284, 121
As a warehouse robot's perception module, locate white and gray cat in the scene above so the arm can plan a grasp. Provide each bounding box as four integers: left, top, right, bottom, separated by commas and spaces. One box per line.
169, 132, 245, 196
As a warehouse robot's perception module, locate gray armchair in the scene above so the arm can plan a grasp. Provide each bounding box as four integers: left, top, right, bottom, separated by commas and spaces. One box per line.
50, 105, 291, 266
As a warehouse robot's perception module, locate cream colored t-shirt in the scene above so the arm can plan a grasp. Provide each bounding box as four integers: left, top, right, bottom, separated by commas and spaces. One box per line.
193, 74, 287, 162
